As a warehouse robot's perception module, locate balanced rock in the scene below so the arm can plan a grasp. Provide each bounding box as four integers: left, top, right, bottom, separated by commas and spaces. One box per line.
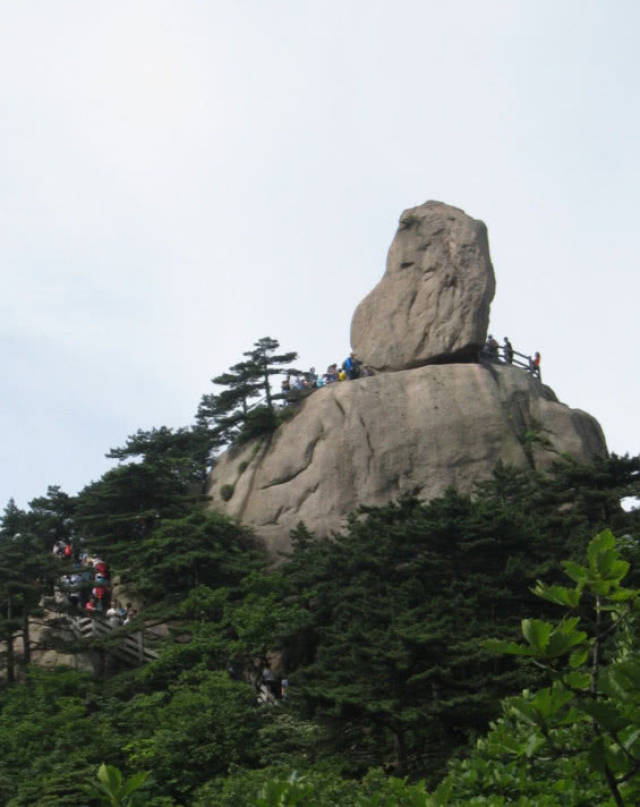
351, 201, 496, 370
206, 364, 607, 556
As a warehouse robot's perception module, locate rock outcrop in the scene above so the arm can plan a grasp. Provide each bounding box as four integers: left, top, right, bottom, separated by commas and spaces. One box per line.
206, 364, 607, 555
206, 200, 607, 555
351, 201, 495, 370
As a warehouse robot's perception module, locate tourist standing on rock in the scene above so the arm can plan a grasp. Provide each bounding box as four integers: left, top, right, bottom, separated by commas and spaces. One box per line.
342, 352, 361, 380
529, 351, 541, 379
484, 335, 500, 361
503, 337, 513, 364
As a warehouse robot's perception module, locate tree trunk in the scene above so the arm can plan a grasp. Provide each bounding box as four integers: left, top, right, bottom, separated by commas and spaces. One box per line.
391, 723, 408, 775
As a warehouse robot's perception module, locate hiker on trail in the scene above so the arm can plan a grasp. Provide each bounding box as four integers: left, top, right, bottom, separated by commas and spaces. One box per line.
92, 583, 110, 613
106, 605, 121, 627
94, 559, 109, 579
503, 337, 514, 364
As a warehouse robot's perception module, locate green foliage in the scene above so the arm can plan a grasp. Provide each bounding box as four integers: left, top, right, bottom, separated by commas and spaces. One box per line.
0, 494, 67, 680
220, 483, 235, 502
122, 669, 261, 802
89, 763, 149, 807
195, 766, 437, 807
74, 461, 195, 564
129, 510, 264, 606
106, 425, 214, 486
0, 668, 122, 806
275, 491, 571, 779
1, 450, 639, 806
196, 336, 300, 451
474, 529, 640, 806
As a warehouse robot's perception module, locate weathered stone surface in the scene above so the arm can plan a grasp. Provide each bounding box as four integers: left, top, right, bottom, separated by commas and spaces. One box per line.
206, 365, 607, 555
0, 615, 95, 678
351, 201, 496, 370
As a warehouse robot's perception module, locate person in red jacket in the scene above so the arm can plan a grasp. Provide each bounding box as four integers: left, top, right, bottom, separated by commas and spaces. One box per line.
530, 351, 541, 378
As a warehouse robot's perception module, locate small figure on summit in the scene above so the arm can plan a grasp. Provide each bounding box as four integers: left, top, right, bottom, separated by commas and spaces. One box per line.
503, 337, 513, 364
342, 352, 361, 380
485, 334, 500, 361
530, 351, 541, 379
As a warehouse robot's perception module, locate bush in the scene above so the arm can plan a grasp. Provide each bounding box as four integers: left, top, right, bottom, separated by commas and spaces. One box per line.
220, 484, 234, 502
237, 407, 279, 445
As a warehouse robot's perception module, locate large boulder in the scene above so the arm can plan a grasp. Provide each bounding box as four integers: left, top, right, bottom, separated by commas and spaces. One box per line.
351, 201, 496, 370
206, 365, 607, 556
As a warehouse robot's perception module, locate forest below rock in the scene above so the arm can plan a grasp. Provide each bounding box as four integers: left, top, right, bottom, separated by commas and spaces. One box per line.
1, 446, 640, 805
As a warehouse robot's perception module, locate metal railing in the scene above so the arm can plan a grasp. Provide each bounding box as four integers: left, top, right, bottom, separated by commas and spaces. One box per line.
479, 344, 542, 381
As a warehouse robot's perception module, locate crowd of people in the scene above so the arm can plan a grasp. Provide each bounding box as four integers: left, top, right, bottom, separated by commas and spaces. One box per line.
281, 352, 373, 396
283, 339, 542, 399
52, 539, 136, 626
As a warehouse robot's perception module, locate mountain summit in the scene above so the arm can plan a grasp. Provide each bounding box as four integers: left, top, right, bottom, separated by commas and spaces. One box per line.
206, 202, 606, 554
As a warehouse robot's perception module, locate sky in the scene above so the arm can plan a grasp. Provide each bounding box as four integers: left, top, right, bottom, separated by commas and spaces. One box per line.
1, 0, 638, 509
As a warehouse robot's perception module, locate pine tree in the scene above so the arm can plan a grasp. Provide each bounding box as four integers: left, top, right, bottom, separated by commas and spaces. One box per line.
243, 336, 299, 410
0, 498, 60, 680
196, 336, 300, 450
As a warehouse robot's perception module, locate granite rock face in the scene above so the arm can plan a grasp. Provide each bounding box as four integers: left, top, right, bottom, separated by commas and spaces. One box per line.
206, 365, 607, 555
350, 201, 496, 370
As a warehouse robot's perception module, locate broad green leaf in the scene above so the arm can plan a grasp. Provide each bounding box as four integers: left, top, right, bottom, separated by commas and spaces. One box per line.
485, 638, 539, 656
522, 619, 552, 653
569, 647, 589, 668
544, 618, 586, 658
595, 548, 618, 577
563, 670, 591, 690
524, 733, 546, 757
562, 560, 589, 585
588, 530, 616, 568
531, 582, 581, 608
121, 770, 149, 798
608, 587, 637, 602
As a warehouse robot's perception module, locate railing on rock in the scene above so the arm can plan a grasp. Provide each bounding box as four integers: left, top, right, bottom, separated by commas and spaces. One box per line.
66, 614, 158, 666
479, 345, 542, 381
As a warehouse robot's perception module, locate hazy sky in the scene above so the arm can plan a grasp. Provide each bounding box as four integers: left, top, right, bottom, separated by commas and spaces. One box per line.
1, 0, 638, 508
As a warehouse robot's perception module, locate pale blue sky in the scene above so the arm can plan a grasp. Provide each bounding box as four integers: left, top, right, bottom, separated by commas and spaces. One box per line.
1, 0, 638, 507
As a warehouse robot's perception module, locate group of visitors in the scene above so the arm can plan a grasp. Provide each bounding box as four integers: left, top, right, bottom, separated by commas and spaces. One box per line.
281, 353, 373, 397
482, 335, 541, 379
52, 539, 135, 624
282, 338, 543, 400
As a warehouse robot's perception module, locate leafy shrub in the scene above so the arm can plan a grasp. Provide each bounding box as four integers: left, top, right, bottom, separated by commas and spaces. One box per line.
220, 484, 234, 502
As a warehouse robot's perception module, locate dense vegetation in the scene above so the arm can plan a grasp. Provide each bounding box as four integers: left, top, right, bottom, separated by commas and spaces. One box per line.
1, 337, 640, 805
